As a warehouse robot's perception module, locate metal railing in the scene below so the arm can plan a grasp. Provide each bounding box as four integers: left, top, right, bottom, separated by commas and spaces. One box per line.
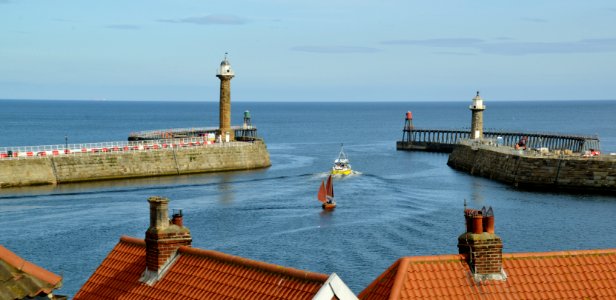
0, 137, 254, 160
460, 138, 611, 159
129, 127, 221, 140
401, 127, 600, 153
128, 125, 257, 141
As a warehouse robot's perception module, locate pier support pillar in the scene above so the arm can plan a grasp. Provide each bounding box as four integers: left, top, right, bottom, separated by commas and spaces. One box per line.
469, 91, 486, 139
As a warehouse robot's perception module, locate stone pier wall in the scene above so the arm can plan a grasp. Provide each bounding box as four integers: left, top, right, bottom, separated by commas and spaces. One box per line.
0, 141, 270, 188
447, 141, 616, 193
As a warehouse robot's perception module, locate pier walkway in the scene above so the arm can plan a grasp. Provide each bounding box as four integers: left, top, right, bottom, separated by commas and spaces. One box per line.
397, 127, 600, 153
128, 126, 258, 141
0, 137, 249, 160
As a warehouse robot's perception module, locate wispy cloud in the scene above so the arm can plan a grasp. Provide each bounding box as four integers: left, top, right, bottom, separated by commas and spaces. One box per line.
481, 38, 616, 55
381, 37, 616, 55
381, 38, 483, 47
433, 51, 476, 56
158, 14, 248, 25
521, 17, 548, 23
290, 46, 380, 54
52, 18, 75, 23
106, 24, 141, 30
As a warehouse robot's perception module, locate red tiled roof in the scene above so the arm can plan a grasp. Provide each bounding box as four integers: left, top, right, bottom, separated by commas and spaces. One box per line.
359, 249, 616, 300
74, 236, 330, 300
0, 244, 63, 299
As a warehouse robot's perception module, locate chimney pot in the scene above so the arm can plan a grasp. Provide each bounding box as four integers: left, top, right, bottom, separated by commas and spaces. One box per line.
486, 206, 494, 217
465, 215, 472, 233
148, 196, 169, 229
171, 209, 183, 227
483, 216, 495, 234
482, 206, 495, 233
464, 208, 477, 233
472, 214, 483, 234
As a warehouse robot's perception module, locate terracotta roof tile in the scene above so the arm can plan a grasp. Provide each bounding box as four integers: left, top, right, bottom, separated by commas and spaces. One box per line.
359, 249, 616, 300
0, 245, 63, 299
75, 236, 331, 300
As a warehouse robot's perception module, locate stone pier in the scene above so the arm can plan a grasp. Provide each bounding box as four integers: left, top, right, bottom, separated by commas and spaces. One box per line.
447, 139, 616, 194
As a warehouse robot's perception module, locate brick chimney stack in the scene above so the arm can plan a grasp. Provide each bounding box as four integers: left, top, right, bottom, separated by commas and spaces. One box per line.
142, 196, 191, 283
458, 206, 506, 281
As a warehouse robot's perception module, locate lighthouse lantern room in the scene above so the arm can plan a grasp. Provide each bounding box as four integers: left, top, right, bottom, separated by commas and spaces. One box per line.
217, 54, 234, 76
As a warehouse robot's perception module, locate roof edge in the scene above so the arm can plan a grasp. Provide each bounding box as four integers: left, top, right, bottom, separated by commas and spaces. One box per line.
0, 244, 25, 269
178, 246, 329, 282
0, 245, 62, 288
75, 237, 146, 299
120, 235, 146, 246
357, 258, 402, 299
389, 257, 411, 300
313, 273, 359, 300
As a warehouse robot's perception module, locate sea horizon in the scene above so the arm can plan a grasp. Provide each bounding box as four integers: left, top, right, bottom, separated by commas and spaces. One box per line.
2, 98, 616, 103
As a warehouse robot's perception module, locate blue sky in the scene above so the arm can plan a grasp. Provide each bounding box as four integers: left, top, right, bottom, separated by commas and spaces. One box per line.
1, 0, 615, 101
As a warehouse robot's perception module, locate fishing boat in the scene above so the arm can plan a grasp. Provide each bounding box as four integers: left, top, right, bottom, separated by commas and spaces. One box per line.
318, 175, 336, 210
331, 144, 352, 175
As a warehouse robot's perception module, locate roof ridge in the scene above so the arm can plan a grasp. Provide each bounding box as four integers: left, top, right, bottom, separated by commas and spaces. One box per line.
393, 249, 616, 263
0, 245, 62, 287
404, 254, 466, 263
0, 244, 25, 269
504, 248, 616, 259
119, 235, 146, 246
177, 246, 329, 283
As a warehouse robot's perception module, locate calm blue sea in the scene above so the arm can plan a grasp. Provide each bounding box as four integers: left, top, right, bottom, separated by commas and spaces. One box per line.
0, 100, 615, 297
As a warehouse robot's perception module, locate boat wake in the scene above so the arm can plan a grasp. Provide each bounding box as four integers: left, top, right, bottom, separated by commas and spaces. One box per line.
0, 173, 318, 200
312, 170, 362, 179
335, 170, 362, 177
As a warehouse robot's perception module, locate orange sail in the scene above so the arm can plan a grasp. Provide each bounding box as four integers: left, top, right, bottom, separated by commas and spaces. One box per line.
317, 180, 327, 203
326, 175, 334, 198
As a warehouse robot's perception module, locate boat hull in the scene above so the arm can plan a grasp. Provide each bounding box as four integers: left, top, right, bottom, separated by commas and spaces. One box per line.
322, 203, 336, 210
331, 168, 352, 176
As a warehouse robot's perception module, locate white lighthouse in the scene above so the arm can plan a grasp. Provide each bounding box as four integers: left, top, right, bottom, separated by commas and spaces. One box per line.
469, 91, 486, 139
217, 53, 235, 141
